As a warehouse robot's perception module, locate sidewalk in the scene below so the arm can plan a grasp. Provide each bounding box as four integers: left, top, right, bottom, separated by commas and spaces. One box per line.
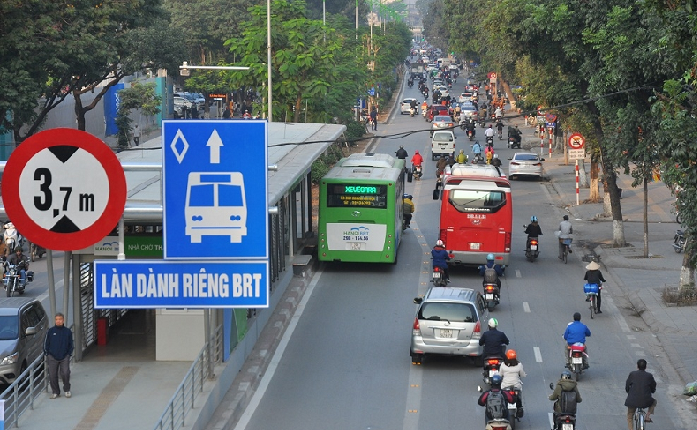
508, 111, 697, 417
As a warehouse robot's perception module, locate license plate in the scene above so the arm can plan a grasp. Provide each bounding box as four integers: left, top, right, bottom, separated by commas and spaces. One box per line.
485, 294, 494, 300
508, 403, 517, 410
489, 369, 498, 377
347, 242, 365, 250
470, 243, 480, 250
531, 245, 537, 250
562, 424, 573, 430
440, 329, 453, 338
572, 357, 583, 364
432, 272, 441, 279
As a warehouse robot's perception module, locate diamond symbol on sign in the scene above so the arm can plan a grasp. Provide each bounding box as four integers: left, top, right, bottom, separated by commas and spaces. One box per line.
170, 129, 189, 164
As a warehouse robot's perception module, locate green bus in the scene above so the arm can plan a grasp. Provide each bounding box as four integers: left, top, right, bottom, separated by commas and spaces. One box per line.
318, 153, 406, 263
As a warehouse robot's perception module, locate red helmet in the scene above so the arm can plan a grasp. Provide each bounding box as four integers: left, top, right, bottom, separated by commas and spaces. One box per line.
506, 349, 517, 360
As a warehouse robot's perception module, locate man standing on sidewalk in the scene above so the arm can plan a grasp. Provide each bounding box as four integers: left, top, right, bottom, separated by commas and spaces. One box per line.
44, 312, 74, 399
370, 106, 378, 131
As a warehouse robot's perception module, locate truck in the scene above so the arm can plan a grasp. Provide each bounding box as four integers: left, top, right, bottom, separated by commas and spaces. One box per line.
410, 63, 425, 79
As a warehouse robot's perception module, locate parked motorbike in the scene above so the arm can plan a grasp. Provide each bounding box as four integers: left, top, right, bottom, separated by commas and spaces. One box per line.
3, 222, 24, 256
565, 343, 587, 381
549, 383, 577, 430
432, 266, 448, 287
673, 229, 686, 253
3, 260, 33, 297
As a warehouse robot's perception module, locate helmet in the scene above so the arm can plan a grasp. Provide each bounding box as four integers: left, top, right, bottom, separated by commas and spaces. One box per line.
506, 349, 517, 360
435, 239, 444, 247
486, 253, 494, 261
415, 150, 419, 154
491, 374, 502, 385
403, 194, 413, 199
531, 215, 538, 222
493, 153, 499, 159
488, 318, 498, 328
400, 145, 404, 149
561, 370, 572, 380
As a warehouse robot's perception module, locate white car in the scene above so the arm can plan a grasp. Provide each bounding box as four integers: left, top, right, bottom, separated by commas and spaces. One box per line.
431, 130, 456, 160
436, 86, 449, 98
508, 152, 545, 179
401, 98, 419, 115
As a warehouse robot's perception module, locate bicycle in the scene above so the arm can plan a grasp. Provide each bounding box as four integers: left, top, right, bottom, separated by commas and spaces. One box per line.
588, 292, 598, 319
559, 238, 572, 264
634, 407, 647, 430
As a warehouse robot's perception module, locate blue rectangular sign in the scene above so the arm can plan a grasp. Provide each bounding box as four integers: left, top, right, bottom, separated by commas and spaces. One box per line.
162, 120, 269, 260
94, 260, 269, 308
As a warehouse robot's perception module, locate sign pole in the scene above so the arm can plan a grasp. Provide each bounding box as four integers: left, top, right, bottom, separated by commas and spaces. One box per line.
548, 128, 553, 158
575, 160, 580, 206
540, 125, 544, 157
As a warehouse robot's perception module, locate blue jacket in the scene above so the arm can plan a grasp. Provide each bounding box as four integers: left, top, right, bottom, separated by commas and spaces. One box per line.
44, 325, 74, 361
563, 321, 591, 345
432, 248, 450, 268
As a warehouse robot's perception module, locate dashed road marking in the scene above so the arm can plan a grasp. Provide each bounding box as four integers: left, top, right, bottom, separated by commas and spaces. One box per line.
523, 302, 531, 313
631, 343, 642, 348
534, 346, 543, 362
515, 269, 521, 278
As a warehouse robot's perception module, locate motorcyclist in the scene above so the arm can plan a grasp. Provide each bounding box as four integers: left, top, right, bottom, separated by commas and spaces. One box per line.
395, 145, 408, 160
479, 253, 504, 289
491, 153, 502, 168
508, 125, 522, 146
409, 98, 418, 114
471, 141, 483, 162
524, 216, 543, 251
243, 110, 252, 119
496, 120, 504, 138
431, 240, 450, 281
456, 149, 468, 164
484, 143, 494, 164
421, 100, 428, 116
408, 76, 414, 87
7, 247, 29, 287
477, 374, 515, 424
549, 370, 582, 429
465, 119, 476, 138
436, 154, 448, 177
558, 215, 574, 259
446, 152, 456, 168
402, 194, 415, 229
494, 106, 503, 120
563, 312, 591, 369
500, 349, 526, 417
479, 318, 509, 358
484, 124, 495, 140
411, 150, 424, 179
583, 260, 606, 313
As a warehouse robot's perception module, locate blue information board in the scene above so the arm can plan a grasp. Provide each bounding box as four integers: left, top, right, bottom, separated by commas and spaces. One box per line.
94, 260, 269, 308
162, 121, 268, 260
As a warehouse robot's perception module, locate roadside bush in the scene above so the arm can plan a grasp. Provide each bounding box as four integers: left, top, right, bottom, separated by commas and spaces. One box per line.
344, 120, 366, 146
311, 143, 345, 184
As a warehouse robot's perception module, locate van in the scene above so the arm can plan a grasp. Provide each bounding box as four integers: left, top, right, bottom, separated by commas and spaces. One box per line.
410, 286, 489, 364
0, 298, 49, 384
431, 130, 456, 160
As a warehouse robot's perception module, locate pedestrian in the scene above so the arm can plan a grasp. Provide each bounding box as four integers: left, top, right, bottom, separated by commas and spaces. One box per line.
370, 107, 378, 131
222, 106, 231, 119
133, 124, 141, 146
44, 312, 74, 399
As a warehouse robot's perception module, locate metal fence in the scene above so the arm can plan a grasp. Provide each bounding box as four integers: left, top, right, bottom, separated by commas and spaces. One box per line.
0, 354, 48, 428
152, 324, 223, 430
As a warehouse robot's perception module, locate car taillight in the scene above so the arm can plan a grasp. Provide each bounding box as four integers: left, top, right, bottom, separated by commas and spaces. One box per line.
474, 321, 481, 333
533, 163, 541, 166
505, 232, 511, 253
510, 161, 520, 165
413, 317, 421, 331
439, 229, 448, 245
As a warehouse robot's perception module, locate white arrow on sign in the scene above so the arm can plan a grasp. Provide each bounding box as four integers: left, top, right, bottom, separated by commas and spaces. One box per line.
207, 130, 223, 164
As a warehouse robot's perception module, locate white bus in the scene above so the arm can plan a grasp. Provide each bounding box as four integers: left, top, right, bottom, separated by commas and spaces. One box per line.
185, 172, 247, 243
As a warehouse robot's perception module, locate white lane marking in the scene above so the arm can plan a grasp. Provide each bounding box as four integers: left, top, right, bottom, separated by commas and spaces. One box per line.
627, 335, 636, 340
548, 413, 554, 429
523, 302, 531, 313
631, 343, 641, 348
635, 350, 646, 356
515, 269, 521, 278
234, 272, 321, 430
38, 279, 63, 302
533, 346, 543, 363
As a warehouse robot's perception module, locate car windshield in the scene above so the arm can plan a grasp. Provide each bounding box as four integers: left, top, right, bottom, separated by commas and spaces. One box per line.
419, 302, 477, 323
514, 154, 540, 161
0, 315, 19, 340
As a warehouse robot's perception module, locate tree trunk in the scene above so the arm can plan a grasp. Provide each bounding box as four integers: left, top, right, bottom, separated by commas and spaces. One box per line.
643, 175, 649, 258
589, 160, 600, 202
602, 162, 626, 247
680, 243, 695, 288
74, 91, 86, 131
294, 93, 302, 123
579, 159, 589, 188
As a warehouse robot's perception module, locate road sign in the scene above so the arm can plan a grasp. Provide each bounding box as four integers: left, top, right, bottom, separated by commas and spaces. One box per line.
568, 149, 585, 160
162, 120, 268, 260
568, 132, 585, 149
94, 260, 269, 308
1, 128, 126, 251
546, 122, 556, 128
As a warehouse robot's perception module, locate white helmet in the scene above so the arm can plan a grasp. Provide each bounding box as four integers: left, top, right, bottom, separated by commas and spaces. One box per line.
493, 153, 499, 159
435, 240, 445, 247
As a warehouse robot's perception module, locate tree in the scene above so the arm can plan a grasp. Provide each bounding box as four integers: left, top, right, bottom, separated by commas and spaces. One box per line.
115, 82, 162, 149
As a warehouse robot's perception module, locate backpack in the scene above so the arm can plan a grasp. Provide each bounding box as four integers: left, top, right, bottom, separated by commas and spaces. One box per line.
484, 266, 498, 284
486, 390, 506, 419
559, 390, 577, 415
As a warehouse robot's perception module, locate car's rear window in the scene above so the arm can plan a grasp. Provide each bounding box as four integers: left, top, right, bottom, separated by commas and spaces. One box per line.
515, 154, 540, 161
433, 116, 451, 122
418, 302, 477, 323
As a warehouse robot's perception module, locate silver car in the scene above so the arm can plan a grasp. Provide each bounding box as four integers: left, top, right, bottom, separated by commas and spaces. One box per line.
508, 152, 545, 179
410, 286, 489, 364
401, 98, 419, 115
0, 298, 49, 384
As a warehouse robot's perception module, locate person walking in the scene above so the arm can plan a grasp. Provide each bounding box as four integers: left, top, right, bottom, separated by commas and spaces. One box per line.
133, 124, 141, 146
370, 107, 378, 131
44, 312, 74, 399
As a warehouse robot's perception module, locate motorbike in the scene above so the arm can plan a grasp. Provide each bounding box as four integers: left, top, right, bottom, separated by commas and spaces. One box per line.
673, 229, 686, 253
477, 386, 513, 430
422, 107, 427, 117
549, 383, 577, 430
472, 153, 483, 164
408, 80, 414, 88
503, 387, 522, 429
565, 343, 587, 381
482, 355, 503, 385
485, 136, 494, 147
483, 282, 500, 310
523, 228, 539, 262
410, 107, 416, 117
467, 128, 475, 141
3, 222, 24, 256
432, 265, 448, 287
412, 164, 423, 181
30, 242, 46, 261
507, 136, 521, 149
3, 260, 33, 297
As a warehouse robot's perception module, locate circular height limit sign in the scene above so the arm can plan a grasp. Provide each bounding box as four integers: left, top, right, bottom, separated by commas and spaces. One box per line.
2, 128, 127, 251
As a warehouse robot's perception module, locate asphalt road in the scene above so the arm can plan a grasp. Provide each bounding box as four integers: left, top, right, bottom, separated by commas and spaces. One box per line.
231, 78, 686, 430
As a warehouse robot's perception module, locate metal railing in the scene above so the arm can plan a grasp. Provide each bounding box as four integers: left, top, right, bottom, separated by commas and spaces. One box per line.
152, 324, 223, 430
1, 354, 48, 428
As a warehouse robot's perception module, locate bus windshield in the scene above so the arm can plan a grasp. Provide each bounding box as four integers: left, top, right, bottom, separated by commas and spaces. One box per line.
448, 189, 506, 213
326, 184, 388, 208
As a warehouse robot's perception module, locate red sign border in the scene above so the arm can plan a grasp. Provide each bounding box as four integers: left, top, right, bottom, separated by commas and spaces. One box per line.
568, 132, 585, 149
1, 128, 127, 251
